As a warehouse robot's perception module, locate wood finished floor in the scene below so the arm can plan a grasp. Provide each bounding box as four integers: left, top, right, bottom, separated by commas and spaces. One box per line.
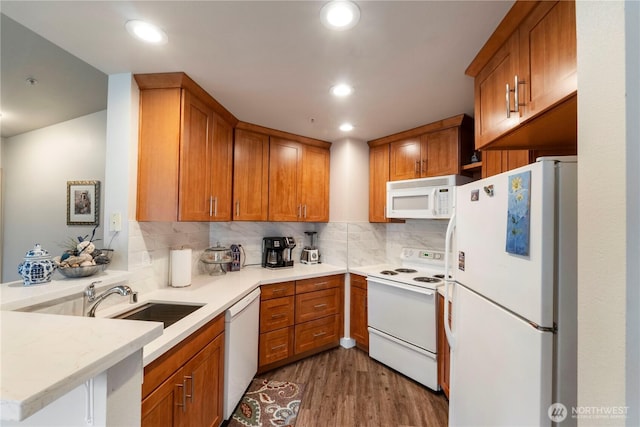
260, 347, 449, 427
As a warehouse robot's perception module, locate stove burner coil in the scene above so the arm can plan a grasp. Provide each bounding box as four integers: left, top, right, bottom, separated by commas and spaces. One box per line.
413, 277, 442, 283
380, 270, 398, 275
395, 268, 418, 273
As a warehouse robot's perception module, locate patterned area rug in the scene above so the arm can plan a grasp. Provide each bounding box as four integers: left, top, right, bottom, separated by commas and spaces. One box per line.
229, 379, 305, 427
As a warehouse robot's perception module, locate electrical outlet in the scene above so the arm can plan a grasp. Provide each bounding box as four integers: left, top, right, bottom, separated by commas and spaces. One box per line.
110, 212, 122, 232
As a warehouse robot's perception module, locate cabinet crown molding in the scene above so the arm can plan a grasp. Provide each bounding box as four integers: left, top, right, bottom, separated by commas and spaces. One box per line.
236, 121, 331, 149
134, 72, 239, 126
367, 113, 472, 147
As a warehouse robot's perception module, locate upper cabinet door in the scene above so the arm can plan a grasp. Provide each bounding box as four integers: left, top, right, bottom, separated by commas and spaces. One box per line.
233, 129, 269, 221
268, 138, 302, 222
474, 32, 520, 149
209, 113, 233, 221
300, 144, 330, 222
369, 144, 390, 223
423, 127, 460, 177
179, 90, 214, 221
389, 138, 421, 181
519, 0, 577, 120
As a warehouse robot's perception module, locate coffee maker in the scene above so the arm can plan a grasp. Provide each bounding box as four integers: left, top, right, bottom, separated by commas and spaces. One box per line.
262, 237, 296, 269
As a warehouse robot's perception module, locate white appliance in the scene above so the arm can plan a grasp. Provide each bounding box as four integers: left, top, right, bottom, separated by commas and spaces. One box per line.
224, 288, 261, 420
366, 248, 447, 391
386, 174, 474, 219
444, 157, 577, 426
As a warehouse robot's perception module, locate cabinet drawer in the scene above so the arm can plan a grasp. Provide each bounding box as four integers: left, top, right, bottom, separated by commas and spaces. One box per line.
295, 288, 340, 324
261, 282, 295, 300
260, 296, 294, 333
295, 274, 342, 294
259, 327, 294, 367
294, 315, 340, 354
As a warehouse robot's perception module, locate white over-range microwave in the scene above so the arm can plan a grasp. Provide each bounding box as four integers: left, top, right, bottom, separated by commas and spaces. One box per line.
386, 174, 474, 219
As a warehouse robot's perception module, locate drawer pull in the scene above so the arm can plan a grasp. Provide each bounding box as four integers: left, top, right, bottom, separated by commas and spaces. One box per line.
271, 344, 286, 351
313, 331, 327, 338
272, 288, 287, 294
313, 303, 327, 309
271, 313, 286, 319
314, 282, 328, 287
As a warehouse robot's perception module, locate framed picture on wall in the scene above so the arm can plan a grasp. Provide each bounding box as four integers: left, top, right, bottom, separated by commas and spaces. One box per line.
67, 180, 100, 225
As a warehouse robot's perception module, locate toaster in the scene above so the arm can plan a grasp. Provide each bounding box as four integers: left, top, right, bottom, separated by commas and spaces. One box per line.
300, 248, 319, 264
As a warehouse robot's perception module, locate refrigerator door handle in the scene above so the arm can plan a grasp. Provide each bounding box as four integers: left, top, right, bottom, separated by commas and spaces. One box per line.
431, 188, 438, 216
444, 209, 456, 349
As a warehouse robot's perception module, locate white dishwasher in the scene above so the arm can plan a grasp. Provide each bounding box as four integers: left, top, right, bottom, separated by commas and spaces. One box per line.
224, 287, 261, 420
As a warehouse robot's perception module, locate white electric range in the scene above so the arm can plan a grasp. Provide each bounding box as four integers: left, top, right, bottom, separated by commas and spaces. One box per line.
364, 248, 447, 391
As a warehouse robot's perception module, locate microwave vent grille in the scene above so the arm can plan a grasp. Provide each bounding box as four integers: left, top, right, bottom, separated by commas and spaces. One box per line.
388, 177, 450, 190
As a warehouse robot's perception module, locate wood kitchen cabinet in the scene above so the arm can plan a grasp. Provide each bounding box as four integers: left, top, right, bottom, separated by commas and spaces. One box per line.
258, 275, 344, 373
369, 144, 390, 223
368, 114, 474, 222
481, 149, 531, 178
467, 0, 577, 151
350, 274, 368, 352
387, 115, 474, 181
232, 128, 269, 221
437, 293, 451, 399
268, 137, 330, 222
135, 73, 237, 222
142, 314, 225, 427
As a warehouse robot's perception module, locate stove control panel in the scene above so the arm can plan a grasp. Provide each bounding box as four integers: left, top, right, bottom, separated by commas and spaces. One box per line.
400, 248, 445, 264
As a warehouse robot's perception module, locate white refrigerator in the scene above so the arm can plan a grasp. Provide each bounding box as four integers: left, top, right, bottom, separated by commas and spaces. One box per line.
444, 157, 577, 426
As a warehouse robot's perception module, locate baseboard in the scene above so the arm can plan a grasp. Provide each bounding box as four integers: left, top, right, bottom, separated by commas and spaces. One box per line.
340, 337, 356, 348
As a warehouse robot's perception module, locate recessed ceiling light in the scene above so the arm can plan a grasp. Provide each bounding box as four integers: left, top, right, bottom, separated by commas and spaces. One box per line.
125, 20, 168, 44
339, 123, 354, 132
331, 83, 353, 97
320, 1, 361, 31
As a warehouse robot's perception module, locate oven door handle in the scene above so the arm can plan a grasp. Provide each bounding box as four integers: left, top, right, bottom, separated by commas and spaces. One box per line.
367, 277, 435, 296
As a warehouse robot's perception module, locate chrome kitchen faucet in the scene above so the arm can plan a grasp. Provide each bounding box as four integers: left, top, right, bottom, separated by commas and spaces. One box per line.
84, 281, 138, 317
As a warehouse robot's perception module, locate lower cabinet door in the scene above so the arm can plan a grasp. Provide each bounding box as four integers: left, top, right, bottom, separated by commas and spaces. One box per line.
294, 315, 340, 354
181, 334, 224, 427
142, 369, 184, 427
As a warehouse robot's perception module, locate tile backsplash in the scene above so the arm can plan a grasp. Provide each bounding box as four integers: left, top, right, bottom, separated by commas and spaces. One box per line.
127, 219, 448, 291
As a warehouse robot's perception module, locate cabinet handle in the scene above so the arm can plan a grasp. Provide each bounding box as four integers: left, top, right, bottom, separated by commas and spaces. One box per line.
415, 160, 420, 176
313, 331, 327, 338
213, 197, 218, 217
271, 313, 285, 319
184, 374, 194, 403
271, 344, 286, 351
209, 196, 213, 216
313, 303, 327, 309
235, 201, 240, 217
272, 288, 286, 294
422, 159, 427, 175
303, 205, 307, 219
176, 383, 186, 412
506, 75, 523, 118
314, 281, 328, 287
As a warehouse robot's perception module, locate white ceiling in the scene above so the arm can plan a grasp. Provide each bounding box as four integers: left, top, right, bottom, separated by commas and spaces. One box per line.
1, 1, 514, 142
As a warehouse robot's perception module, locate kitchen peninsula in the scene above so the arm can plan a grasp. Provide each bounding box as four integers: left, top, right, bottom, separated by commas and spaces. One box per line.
0, 264, 346, 425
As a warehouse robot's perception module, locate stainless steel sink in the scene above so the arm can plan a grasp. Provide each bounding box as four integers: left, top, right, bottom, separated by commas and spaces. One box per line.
113, 302, 204, 328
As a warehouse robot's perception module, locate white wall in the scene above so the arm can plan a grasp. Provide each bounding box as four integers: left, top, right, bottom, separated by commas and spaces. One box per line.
1, 111, 107, 282
576, 1, 638, 425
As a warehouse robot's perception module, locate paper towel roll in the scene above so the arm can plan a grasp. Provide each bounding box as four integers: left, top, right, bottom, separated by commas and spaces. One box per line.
170, 248, 192, 287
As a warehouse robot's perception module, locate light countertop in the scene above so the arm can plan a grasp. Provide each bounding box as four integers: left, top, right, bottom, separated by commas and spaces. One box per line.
0, 263, 346, 421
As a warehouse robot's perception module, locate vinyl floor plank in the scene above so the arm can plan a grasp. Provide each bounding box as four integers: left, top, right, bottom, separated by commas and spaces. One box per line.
261, 346, 448, 427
